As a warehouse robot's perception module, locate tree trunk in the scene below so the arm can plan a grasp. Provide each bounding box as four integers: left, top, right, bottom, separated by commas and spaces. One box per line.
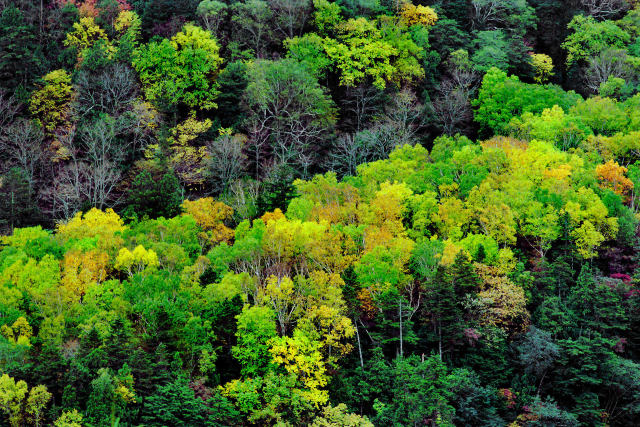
355, 318, 364, 368
399, 296, 403, 358
438, 319, 442, 361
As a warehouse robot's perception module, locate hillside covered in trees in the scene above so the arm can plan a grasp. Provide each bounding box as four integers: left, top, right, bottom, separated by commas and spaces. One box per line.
2, 0, 640, 425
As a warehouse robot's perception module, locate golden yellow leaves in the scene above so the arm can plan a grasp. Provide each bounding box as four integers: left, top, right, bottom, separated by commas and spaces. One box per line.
64, 17, 109, 55
564, 187, 619, 258
56, 208, 126, 252
62, 249, 108, 299
260, 208, 286, 224
400, 3, 438, 27
114, 10, 141, 39
596, 159, 634, 197
182, 197, 234, 247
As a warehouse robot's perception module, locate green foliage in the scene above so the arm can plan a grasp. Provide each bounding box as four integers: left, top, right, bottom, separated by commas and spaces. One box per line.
287, 7, 427, 89
4, 2, 640, 426
133, 24, 223, 112
562, 15, 631, 67
473, 67, 582, 135
125, 167, 183, 220
141, 378, 209, 426
232, 305, 278, 377
0, 6, 42, 92
471, 30, 510, 73
0, 168, 42, 233
371, 355, 456, 426
215, 61, 248, 129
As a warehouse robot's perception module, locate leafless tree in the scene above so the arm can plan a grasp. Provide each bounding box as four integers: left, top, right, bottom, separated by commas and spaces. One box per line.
269, 0, 312, 39
341, 84, 385, 132
42, 127, 83, 219
79, 117, 130, 209
380, 88, 425, 147
471, 0, 535, 32
222, 179, 260, 221
584, 49, 634, 94
246, 116, 272, 178
430, 58, 479, 136
327, 125, 404, 177
580, 0, 630, 19
431, 81, 474, 136
0, 119, 46, 189
121, 101, 162, 154
244, 59, 336, 176
471, 0, 510, 30
42, 115, 141, 218
75, 64, 139, 118
326, 133, 371, 177
206, 133, 248, 194
0, 90, 21, 138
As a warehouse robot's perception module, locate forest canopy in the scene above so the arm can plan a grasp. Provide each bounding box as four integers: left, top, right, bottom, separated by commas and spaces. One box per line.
2, 0, 640, 426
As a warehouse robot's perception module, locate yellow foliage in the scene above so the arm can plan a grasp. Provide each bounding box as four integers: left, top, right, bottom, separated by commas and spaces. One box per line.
260, 217, 352, 275
181, 197, 234, 246
64, 17, 112, 63
115, 245, 159, 276
54, 409, 83, 427
564, 186, 618, 251
61, 249, 109, 298
596, 160, 634, 196
114, 10, 141, 41
436, 197, 471, 241
298, 271, 355, 363
1, 317, 33, 347
367, 182, 413, 234
56, 208, 126, 252
400, 2, 438, 27
481, 136, 528, 153
543, 164, 572, 193
530, 53, 554, 84
131, 100, 160, 132
261, 208, 286, 224
571, 220, 606, 259
300, 305, 355, 364
475, 265, 530, 335
294, 173, 361, 225
257, 275, 300, 333
439, 239, 465, 266
180, 255, 211, 288
466, 184, 517, 246
0, 374, 29, 427
64, 17, 108, 51
269, 329, 330, 407
163, 115, 213, 186
357, 287, 377, 318
29, 69, 74, 133
114, 370, 137, 404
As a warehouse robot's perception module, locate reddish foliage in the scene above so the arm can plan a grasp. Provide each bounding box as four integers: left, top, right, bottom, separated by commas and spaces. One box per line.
463, 328, 481, 346
498, 388, 517, 409
55, 0, 130, 15
614, 337, 627, 354
611, 273, 632, 283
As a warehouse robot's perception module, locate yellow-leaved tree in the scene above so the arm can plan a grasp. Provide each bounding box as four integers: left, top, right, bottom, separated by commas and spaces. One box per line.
181, 197, 234, 248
